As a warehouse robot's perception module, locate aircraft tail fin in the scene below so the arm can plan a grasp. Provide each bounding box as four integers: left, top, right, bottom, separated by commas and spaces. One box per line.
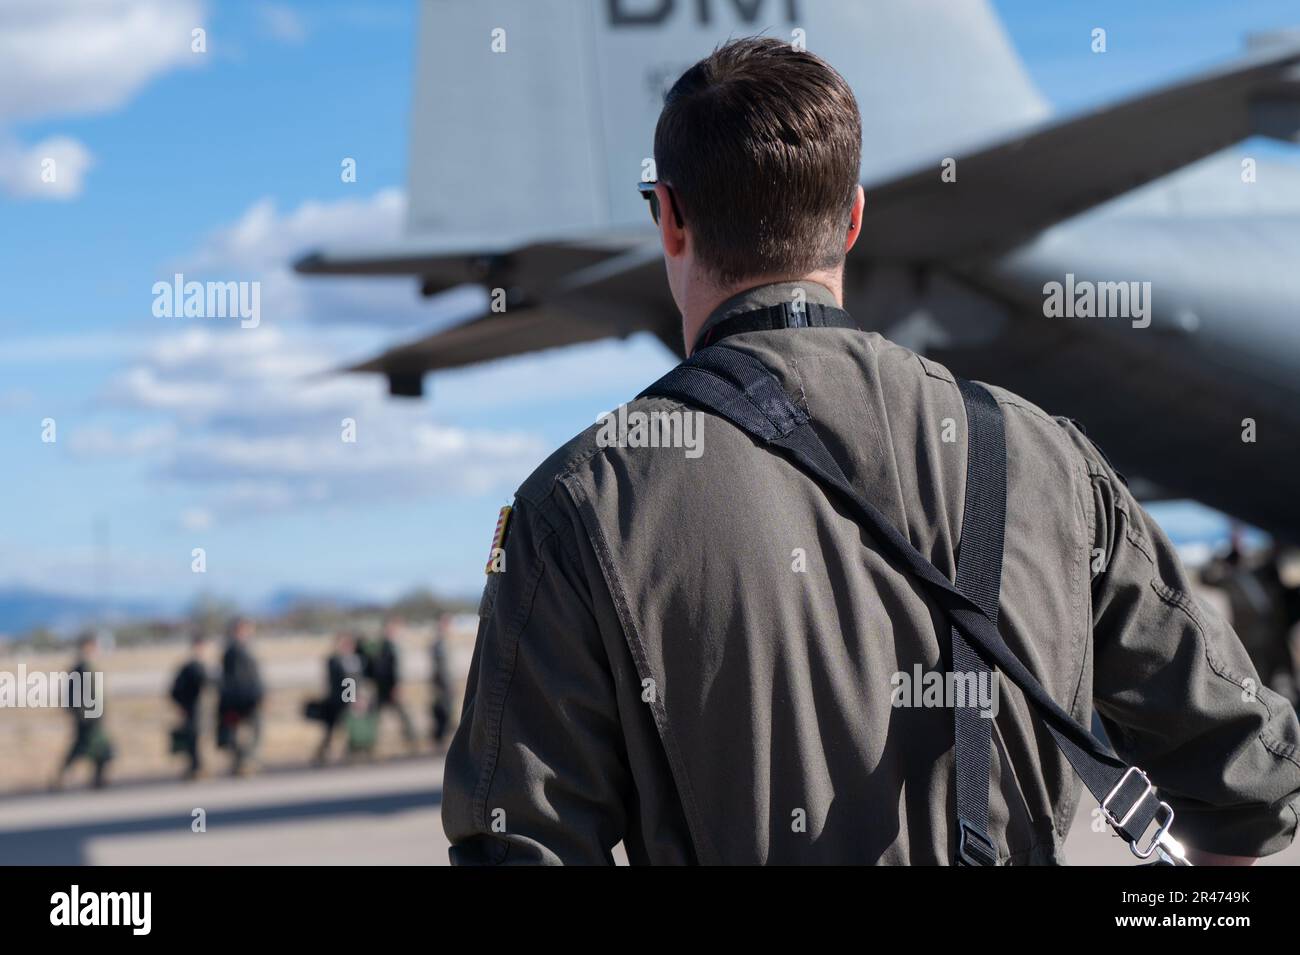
404, 0, 1048, 239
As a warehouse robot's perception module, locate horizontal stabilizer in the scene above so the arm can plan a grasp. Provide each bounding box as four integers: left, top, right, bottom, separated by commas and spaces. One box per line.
294, 228, 651, 298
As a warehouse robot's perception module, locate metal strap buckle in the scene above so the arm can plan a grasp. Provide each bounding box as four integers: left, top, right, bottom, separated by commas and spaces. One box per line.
1100, 766, 1187, 862
956, 821, 998, 866
1131, 801, 1178, 861
1100, 765, 1155, 830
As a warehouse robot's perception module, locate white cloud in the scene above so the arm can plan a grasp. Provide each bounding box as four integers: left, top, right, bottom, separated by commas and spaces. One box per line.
178, 189, 442, 328
75, 183, 675, 520
0, 0, 205, 123
190, 192, 405, 272
170, 419, 543, 501
0, 134, 94, 199
107, 325, 386, 422
106, 320, 675, 422
0, 0, 205, 200
100, 325, 548, 516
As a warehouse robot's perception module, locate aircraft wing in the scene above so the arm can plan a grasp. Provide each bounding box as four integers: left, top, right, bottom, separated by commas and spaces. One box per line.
304, 40, 1300, 392
336, 243, 676, 396
856, 39, 1300, 262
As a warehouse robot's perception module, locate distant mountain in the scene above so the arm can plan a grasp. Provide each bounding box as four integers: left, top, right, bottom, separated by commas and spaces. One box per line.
0, 587, 167, 639
257, 589, 372, 617
0, 584, 464, 640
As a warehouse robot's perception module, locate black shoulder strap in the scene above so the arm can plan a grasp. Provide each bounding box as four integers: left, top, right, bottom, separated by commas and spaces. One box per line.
640, 343, 1180, 864
949, 378, 1003, 865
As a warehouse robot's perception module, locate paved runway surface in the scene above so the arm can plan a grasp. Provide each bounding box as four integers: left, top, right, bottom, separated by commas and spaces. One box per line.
3, 757, 1296, 865
0, 758, 446, 865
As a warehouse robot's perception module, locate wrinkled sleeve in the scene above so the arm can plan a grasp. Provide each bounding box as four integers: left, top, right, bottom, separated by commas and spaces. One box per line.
1074, 424, 1300, 856
441, 493, 630, 864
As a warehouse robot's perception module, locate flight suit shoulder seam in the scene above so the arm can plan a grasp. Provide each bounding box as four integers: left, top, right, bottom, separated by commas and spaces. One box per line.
994, 394, 1057, 427
514, 485, 585, 563
915, 352, 955, 383
516, 398, 694, 509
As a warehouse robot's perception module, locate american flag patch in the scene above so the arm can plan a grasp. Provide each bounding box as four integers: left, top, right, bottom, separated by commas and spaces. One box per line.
485, 504, 512, 574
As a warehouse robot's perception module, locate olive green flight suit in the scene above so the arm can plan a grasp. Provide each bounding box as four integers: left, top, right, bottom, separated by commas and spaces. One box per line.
443, 281, 1300, 865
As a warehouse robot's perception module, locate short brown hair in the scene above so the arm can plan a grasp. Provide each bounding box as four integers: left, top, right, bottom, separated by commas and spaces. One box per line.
653, 37, 862, 286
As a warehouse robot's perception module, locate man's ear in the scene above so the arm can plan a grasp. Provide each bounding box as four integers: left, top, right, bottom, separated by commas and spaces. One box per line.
844, 184, 866, 254
656, 182, 687, 258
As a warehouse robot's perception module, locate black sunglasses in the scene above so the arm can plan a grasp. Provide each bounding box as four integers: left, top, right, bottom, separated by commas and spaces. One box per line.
638, 180, 684, 228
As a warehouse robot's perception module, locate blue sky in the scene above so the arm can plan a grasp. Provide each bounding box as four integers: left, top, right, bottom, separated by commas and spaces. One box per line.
0, 0, 1294, 621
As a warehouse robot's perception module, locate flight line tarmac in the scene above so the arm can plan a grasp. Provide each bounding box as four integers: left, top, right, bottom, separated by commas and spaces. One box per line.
4, 755, 1297, 866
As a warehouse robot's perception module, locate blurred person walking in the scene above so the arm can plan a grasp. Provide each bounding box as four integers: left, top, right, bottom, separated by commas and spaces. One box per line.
309, 632, 363, 765
360, 616, 416, 751
52, 633, 113, 790
217, 617, 264, 776
169, 633, 211, 780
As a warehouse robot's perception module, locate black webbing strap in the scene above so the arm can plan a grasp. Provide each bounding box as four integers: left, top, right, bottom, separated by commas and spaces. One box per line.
950, 378, 1004, 866
692, 301, 856, 352
640, 344, 1166, 861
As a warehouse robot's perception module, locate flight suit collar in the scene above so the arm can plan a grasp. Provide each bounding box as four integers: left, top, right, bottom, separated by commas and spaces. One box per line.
693, 280, 840, 353
691, 280, 842, 356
